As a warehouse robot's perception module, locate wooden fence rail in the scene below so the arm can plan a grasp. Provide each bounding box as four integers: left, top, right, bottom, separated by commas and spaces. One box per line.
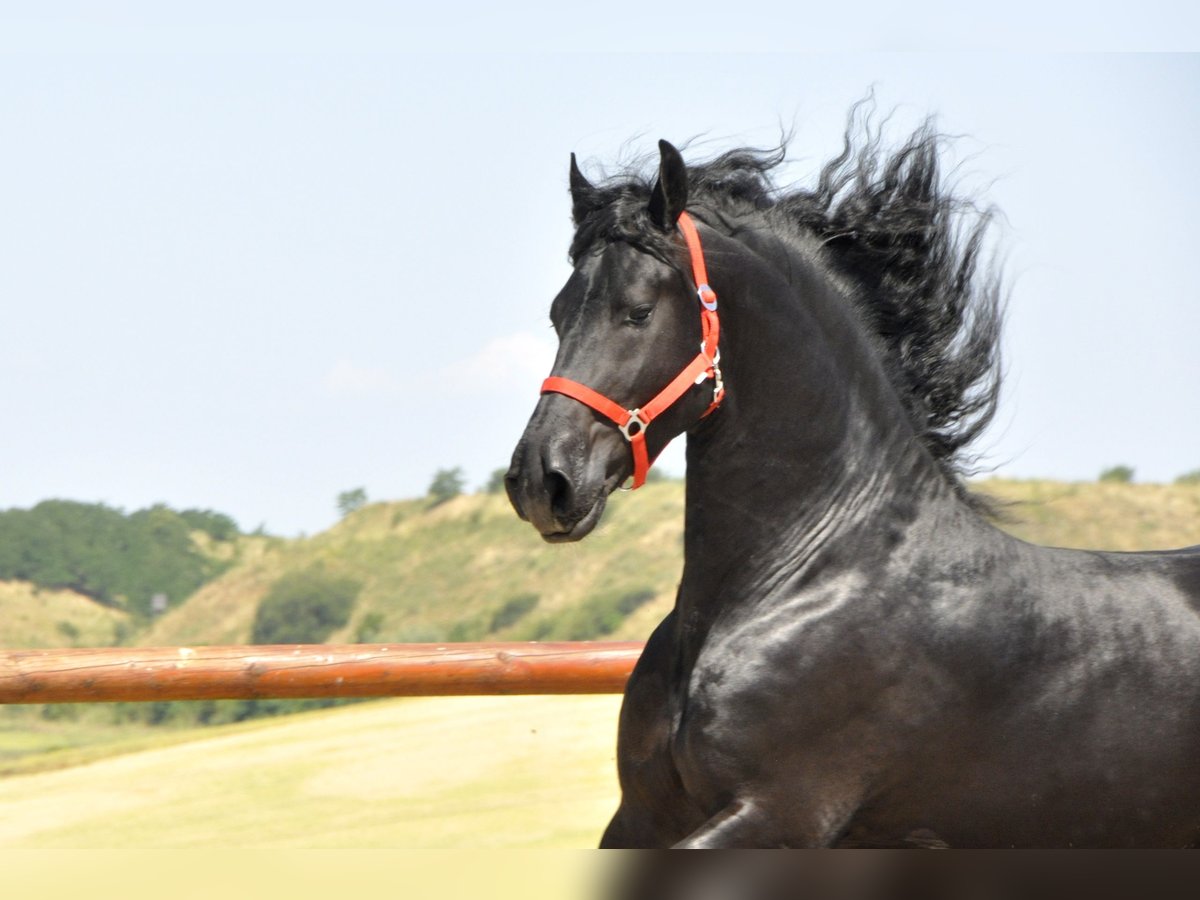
0, 642, 644, 704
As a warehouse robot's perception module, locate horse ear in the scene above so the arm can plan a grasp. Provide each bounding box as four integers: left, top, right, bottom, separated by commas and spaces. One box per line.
569, 153, 599, 225
648, 140, 688, 231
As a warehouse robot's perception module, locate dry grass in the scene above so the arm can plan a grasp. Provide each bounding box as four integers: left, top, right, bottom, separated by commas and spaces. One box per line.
978, 479, 1200, 551
0, 694, 622, 848
0, 582, 128, 649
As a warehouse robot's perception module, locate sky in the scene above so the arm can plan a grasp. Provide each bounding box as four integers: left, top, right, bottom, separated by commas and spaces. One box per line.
1, 8, 1198, 535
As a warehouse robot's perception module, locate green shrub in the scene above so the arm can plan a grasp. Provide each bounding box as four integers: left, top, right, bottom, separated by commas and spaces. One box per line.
1099, 465, 1135, 484
113, 697, 363, 727
529, 587, 657, 641
516, 616, 556, 641
490, 593, 539, 631
251, 568, 362, 644
1176, 469, 1200, 485
354, 611, 385, 643
447, 617, 487, 642
448, 593, 542, 642
484, 468, 508, 494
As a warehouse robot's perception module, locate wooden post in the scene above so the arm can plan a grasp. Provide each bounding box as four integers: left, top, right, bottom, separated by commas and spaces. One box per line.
0, 642, 644, 704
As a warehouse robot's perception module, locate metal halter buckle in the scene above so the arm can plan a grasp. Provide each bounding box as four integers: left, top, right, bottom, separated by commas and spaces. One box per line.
694, 345, 721, 385
711, 356, 725, 402
697, 284, 718, 311
619, 409, 648, 442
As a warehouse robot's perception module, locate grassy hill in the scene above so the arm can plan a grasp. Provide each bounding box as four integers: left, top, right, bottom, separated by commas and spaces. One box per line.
137, 478, 1200, 650
1, 478, 1198, 849
3, 479, 1199, 655
0, 581, 129, 648
137, 486, 687, 649
978, 479, 1200, 552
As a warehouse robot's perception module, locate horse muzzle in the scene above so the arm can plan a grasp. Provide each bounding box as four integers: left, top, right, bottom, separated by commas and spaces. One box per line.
506, 401, 625, 542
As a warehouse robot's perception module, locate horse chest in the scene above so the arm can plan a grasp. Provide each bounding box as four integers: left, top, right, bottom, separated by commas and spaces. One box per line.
669, 603, 921, 802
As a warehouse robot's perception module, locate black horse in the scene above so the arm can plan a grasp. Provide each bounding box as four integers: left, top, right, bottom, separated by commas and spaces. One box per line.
505, 115, 1200, 848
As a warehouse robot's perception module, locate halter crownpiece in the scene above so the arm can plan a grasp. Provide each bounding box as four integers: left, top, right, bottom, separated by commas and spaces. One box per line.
540, 211, 725, 489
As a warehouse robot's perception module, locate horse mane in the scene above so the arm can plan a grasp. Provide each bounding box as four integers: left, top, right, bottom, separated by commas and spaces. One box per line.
570, 108, 1005, 511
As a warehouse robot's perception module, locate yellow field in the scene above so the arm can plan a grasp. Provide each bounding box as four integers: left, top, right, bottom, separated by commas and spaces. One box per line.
0, 694, 623, 848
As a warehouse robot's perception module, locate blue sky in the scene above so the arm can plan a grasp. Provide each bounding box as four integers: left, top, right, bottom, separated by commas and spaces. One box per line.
1, 11, 1198, 534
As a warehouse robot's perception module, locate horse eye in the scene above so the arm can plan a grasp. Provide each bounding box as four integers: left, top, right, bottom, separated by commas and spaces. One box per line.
626, 305, 654, 326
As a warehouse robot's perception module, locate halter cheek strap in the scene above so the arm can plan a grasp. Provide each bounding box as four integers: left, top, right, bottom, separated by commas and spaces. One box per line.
539, 211, 725, 489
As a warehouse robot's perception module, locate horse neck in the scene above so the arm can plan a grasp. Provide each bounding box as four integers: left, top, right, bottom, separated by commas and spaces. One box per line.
678, 226, 974, 612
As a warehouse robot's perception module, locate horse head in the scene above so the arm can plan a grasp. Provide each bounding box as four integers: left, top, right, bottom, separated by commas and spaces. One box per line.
506, 141, 721, 542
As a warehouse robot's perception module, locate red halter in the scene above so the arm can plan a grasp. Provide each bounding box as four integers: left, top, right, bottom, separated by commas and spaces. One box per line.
540, 211, 725, 489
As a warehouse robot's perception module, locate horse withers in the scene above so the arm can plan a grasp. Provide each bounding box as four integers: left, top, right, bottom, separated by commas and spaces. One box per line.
505, 119, 1200, 848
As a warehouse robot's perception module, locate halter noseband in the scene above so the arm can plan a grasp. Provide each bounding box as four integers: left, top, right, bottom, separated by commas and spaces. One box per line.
540, 211, 725, 489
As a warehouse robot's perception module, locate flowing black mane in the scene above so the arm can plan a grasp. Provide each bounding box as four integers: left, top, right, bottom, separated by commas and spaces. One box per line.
569, 114, 1004, 508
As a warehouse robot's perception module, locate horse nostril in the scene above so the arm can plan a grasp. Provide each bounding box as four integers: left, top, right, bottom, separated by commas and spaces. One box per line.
545, 468, 574, 518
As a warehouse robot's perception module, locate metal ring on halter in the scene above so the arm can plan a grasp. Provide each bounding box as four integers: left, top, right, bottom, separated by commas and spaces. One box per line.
619, 410, 648, 442
697, 284, 718, 311
693, 344, 718, 385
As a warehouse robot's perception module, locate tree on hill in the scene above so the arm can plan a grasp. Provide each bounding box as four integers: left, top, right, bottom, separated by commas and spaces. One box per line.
428, 467, 466, 506
336, 488, 368, 518
0, 500, 234, 616
1177, 469, 1200, 485
1100, 465, 1135, 484
179, 509, 240, 541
